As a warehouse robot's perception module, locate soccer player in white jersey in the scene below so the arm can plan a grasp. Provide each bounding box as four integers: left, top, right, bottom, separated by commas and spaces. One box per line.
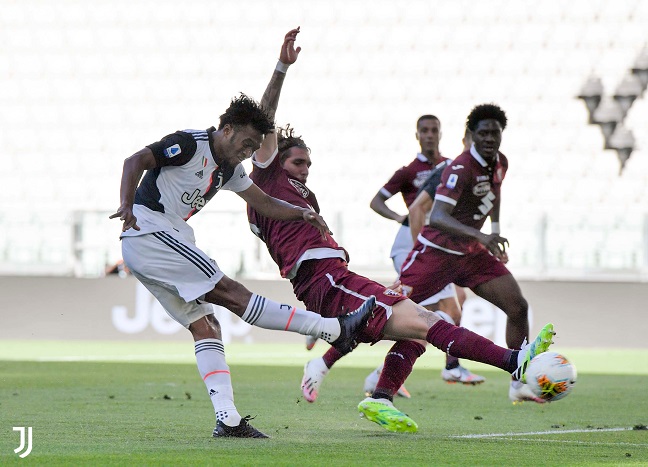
110, 28, 374, 439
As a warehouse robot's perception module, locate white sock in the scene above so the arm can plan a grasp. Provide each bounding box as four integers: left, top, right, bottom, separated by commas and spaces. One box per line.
195, 338, 242, 427
309, 357, 330, 375
241, 294, 341, 343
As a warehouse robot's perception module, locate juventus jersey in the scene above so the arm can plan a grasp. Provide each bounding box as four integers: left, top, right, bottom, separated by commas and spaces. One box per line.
418, 145, 508, 255
121, 127, 253, 240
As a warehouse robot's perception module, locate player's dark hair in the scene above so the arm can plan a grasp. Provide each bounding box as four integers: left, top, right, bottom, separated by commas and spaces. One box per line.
218, 93, 275, 134
417, 114, 440, 129
277, 125, 310, 164
466, 103, 508, 132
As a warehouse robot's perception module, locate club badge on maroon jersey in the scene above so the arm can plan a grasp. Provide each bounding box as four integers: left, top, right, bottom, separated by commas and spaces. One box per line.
288, 179, 310, 198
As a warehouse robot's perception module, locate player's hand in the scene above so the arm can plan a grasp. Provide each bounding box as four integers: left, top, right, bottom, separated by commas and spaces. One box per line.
396, 213, 408, 224
480, 233, 508, 260
109, 206, 140, 232
499, 251, 509, 264
386, 279, 404, 295
279, 27, 301, 65
302, 209, 332, 240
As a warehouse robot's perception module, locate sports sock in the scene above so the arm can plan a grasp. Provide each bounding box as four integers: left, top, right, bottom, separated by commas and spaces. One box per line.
322, 346, 344, 368
373, 340, 426, 399
195, 338, 241, 427
426, 320, 516, 372
308, 357, 330, 376
241, 294, 341, 343
435, 311, 461, 370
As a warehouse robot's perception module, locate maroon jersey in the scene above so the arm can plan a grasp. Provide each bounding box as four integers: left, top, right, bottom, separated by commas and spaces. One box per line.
248, 151, 348, 279
419, 146, 508, 255
380, 154, 447, 207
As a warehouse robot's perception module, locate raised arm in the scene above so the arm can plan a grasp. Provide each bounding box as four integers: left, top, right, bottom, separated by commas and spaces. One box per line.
256, 27, 302, 164
109, 148, 157, 231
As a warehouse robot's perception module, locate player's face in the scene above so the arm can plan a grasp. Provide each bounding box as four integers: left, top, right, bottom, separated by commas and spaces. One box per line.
220, 124, 263, 165
281, 147, 311, 184
416, 118, 441, 153
471, 119, 502, 159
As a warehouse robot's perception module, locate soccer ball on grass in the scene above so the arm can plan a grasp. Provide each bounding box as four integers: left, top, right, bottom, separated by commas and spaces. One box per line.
526, 351, 577, 402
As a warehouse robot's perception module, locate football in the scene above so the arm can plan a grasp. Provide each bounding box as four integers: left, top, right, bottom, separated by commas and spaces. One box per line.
526, 352, 577, 402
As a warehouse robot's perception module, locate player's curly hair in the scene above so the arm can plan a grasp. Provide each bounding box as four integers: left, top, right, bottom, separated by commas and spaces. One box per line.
218, 93, 275, 134
466, 103, 507, 132
277, 124, 310, 163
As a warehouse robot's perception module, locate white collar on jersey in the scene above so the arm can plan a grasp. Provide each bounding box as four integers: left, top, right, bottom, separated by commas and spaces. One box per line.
416, 152, 429, 162
470, 143, 499, 167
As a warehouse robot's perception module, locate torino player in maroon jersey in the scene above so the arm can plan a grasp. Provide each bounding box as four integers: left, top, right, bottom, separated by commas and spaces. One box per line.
399, 103, 542, 403
370, 115, 444, 273
247, 72, 556, 435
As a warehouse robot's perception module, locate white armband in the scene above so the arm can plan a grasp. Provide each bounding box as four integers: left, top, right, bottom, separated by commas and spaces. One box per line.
275, 61, 289, 73
491, 222, 500, 235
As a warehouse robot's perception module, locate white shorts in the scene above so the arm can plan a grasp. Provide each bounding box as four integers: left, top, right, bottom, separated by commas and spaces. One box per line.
121, 231, 224, 327
389, 224, 414, 273
417, 282, 457, 307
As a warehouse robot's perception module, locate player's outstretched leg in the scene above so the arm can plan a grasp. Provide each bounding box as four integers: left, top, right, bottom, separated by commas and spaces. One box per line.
364, 364, 411, 398
330, 296, 376, 353
213, 416, 269, 439
509, 323, 556, 404
357, 397, 418, 433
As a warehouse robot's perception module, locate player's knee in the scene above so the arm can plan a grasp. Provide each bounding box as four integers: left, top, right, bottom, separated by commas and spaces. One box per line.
508, 296, 529, 321
204, 276, 252, 315
189, 314, 222, 340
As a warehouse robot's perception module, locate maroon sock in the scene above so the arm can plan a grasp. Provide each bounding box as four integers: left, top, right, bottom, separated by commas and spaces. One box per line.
374, 340, 426, 398
426, 320, 516, 372
322, 346, 344, 369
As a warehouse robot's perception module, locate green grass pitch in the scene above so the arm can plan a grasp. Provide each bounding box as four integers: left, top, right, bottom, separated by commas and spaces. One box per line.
1, 341, 647, 465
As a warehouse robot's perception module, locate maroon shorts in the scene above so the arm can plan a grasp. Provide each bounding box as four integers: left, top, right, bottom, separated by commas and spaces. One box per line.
399, 243, 511, 305
292, 258, 408, 344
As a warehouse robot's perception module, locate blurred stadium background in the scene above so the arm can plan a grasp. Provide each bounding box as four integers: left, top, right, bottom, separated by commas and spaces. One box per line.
1, 1, 648, 346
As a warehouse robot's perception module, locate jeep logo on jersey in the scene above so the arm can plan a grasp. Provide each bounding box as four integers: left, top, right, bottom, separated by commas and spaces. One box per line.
472, 181, 491, 196
181, 189, 206, 210
164, 144, 182, 158
288, 179, 309, 198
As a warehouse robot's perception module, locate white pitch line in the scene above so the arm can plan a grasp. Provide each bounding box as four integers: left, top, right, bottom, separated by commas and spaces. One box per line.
493, 438, 648, 447
452, 427, 633, 438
